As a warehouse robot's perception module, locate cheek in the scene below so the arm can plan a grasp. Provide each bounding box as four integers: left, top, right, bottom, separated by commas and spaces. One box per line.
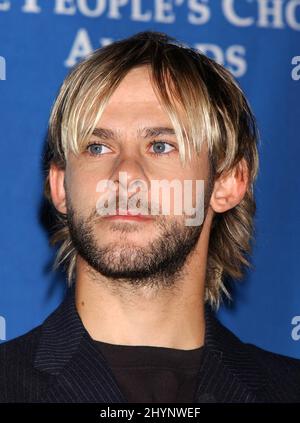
179, 165, 210, 211
65, 169, 101, 217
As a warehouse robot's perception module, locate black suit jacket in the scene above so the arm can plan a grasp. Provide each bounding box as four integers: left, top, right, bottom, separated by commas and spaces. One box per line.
0, 285, 299, 403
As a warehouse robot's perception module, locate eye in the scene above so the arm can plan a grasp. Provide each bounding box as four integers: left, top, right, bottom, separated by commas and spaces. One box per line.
87, 143, 112, 156
149, 141, 175, 156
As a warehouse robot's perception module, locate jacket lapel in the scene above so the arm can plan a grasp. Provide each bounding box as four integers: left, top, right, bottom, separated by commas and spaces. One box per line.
34, 285, 268, 403
193, 305, 269, 403
34, 285, 128, 403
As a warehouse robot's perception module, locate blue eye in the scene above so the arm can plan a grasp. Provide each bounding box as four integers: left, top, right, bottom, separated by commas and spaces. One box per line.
87, 143, 111, 156
149, 141, 175, 156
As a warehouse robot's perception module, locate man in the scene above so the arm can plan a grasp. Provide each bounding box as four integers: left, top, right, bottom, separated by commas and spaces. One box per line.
0, 31, 299, 403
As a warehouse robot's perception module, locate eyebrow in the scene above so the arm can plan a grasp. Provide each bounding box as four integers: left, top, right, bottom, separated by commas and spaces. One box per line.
91, 126, 176, 140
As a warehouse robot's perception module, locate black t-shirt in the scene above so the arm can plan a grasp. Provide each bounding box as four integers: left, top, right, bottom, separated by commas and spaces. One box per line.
93, 339, 204, 403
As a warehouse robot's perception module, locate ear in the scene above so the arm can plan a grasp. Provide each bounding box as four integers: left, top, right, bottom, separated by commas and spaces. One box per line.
210, 158, 249, 213
49, 163, 67, 214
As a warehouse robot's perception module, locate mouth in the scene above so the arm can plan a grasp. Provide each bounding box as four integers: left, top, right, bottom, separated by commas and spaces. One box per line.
102, 210, 153, 221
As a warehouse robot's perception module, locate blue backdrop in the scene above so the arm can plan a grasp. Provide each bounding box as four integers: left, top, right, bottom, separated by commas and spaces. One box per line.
0, 0, 299, 358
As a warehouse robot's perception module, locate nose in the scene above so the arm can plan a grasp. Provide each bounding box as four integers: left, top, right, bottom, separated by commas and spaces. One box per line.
110, 156, 150, 203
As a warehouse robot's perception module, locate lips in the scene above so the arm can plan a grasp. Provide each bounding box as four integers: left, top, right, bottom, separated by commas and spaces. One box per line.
115, 210, 149, 216
102, 209, 153, 220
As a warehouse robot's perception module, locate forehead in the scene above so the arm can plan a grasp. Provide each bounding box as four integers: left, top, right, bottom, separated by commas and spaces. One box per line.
99, 66, 174, 125
107, 66, 160, 104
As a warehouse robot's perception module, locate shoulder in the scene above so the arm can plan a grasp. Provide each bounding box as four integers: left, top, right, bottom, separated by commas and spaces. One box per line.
0, 325, 45, 402
233, 334, 300, 401
206, 308, 300, 402
0, 324, 43, 371
0, 290, 75, 402
245, 341, 300, 383
0, 324, 42, 360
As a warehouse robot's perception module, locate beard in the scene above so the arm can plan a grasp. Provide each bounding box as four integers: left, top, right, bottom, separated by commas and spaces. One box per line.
66, 190, 211, 291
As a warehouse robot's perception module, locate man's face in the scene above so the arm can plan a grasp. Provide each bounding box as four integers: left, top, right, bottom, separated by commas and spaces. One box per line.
63, 66, 212, 288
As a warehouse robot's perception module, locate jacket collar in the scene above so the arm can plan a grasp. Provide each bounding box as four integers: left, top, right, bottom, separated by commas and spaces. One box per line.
34, 285, 267, 403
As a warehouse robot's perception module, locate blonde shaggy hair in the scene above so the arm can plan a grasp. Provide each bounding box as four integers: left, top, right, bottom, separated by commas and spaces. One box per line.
44, 31, 259, 309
